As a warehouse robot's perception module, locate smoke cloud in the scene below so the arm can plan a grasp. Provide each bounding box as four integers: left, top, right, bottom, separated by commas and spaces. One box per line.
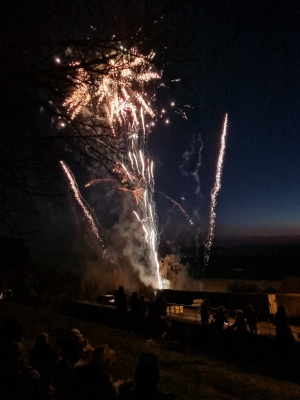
179, 133, 203, 194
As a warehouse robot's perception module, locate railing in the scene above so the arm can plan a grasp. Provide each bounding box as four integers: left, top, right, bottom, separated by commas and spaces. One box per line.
166, 303, 236, 324
166, 302, 300, 338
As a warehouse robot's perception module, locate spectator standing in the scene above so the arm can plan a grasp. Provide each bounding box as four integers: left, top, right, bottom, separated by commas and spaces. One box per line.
129, 292, 140, 327
274, 304, 295, 344
156, 292, 167, 318
244, 305, 258, 335
115, 286, 128, 326
200, 299, 211, 325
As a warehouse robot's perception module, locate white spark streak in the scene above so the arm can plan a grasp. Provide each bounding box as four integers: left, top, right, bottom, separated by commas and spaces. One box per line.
151, 229, 163, 289
122, 163, 133, 182
60, 161, 104, 247
139, 150, 145, 177
128, 151, 134, 169
133, 152, 140, 174
133, 211, 141, 222
204, 114, 228, 266
149, 204, 154, 222
140, 107, 145, 137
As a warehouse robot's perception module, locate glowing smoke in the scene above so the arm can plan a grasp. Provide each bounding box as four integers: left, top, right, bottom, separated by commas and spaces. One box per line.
179, 133, 203, 195
204, 113, 228, 267
179, 132, 203, 257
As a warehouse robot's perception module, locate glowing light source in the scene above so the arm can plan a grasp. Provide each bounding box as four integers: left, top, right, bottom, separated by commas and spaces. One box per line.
204, 114, 228, 266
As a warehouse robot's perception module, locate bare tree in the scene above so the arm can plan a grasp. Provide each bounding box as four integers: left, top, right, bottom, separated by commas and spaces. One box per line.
0, 0, 195, 233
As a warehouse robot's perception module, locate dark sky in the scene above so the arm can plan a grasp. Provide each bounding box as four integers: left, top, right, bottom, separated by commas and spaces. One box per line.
5, 0, 300, 251
149, 1, 300, 241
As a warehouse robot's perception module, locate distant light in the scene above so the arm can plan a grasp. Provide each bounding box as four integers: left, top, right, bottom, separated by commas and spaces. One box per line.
165, 119, 169, 124
55, 58, 61, 63
171, 102, 175, 106
151, 122, 155, 126
162, 109, 166, 113
60, 122, 65, 127
181, 197, 185, 200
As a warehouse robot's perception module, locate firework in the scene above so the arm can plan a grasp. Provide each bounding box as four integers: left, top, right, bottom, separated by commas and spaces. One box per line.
60, 161, 105, 248
204, 114, 228, 266
63, 46, 163, 288
85, 178, 114, 187
122, 164, 134, 182
119, 178, 144, 205
63, 49, 160, 135
158, 192, 193, 225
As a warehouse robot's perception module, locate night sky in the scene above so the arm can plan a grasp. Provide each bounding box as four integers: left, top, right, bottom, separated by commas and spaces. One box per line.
150, 1, 300, 242
3, 0, 300, 256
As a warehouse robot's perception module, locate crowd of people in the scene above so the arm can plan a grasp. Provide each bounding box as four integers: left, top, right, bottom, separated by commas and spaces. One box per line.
201, 299, 295, 343
0, 316, 174, 400
116, 287, 296, 345
115, 287, 170, 339
0, 287, 297, 399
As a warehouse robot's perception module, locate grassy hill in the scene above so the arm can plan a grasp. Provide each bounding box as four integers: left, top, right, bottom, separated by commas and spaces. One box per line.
1, 302, 300, 399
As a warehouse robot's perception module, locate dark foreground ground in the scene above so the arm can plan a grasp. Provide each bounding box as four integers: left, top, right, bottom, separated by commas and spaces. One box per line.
1, 301, 300, 399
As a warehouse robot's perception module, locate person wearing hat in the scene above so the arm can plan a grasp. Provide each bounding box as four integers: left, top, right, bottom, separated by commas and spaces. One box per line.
70, 344, 118, 399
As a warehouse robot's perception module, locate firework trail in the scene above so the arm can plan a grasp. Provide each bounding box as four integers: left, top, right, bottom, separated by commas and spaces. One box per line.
60, 160, 105, 249
63, 46, 163, 289
204, 113, 228, 267
85, 178, 114, 187
157, 192, 193, 225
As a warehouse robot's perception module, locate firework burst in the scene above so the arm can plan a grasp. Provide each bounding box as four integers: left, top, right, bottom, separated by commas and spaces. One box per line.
63, 45, 163, 288
204, 113, 228, 267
